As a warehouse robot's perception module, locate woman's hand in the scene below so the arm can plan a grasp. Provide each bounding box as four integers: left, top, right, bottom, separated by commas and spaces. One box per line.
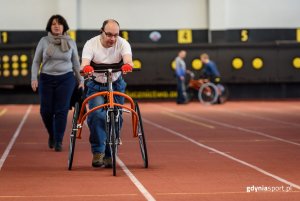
78, 82, 84, 90
31, 80, 38, 92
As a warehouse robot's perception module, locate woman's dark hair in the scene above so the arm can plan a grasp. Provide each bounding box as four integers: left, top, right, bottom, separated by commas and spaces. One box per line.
100, 19, 120, 33
46, 14, 69, 33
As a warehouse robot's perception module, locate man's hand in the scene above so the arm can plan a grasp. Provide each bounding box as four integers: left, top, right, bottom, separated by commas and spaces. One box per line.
121, 64, 133, 74
81, 65, 94, 76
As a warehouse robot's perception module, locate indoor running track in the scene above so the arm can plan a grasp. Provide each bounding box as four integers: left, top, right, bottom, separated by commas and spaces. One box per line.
0, 100, 300, 201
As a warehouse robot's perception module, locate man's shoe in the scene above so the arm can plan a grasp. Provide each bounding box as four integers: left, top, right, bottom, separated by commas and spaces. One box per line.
104, 157, 112, 168
92, 153, 104, 167
54, 142, 62, 152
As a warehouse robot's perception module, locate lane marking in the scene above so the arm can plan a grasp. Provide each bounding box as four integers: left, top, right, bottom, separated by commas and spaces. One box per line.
0, 107, 155, 200
162, 111, 215, 129
184, 112, 300, 147
247, 106, 300, 117
0, 193, 137, 198
75, 111, 154, 200
160, 106, 300, 147
157, 190, 300, 195
117, 158, 156, 201
143, 118, 300, 190
209, 151, 230, 154
0, 105, 32, 171
218, 108, 300, 127
0, 108, 7, 116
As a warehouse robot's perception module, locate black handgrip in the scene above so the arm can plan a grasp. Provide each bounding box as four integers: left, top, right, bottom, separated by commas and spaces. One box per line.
81, 60, 140, 75
91, 61, 123, 70
79, 69, 120, 76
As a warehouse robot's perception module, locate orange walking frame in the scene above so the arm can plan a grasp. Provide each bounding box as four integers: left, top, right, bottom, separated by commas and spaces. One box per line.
75, 90, 138, 140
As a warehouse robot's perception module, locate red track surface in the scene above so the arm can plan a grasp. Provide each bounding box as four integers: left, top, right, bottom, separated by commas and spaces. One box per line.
0, 101, 300, 201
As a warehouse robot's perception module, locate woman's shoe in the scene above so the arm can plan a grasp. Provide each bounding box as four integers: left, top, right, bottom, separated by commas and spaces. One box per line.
48, 137, 54, 149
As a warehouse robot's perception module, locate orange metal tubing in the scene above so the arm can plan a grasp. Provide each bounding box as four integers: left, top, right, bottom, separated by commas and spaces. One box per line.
75, 90, 139, 139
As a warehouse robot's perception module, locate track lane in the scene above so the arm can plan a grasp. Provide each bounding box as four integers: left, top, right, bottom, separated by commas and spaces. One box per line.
0, 105, 29, 154
0, 105, 154, 201
119, 115, 299, 201
148, 102, 300, 183
0, 101, 300, 201
115, 102, 299, 201
0, 105, 32, 170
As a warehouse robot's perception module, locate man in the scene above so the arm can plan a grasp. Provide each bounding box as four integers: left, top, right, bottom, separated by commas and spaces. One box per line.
81, 19, 133, 168
200, 53, 227, 104
175, 50, 188, 104
200, 53, 221, 83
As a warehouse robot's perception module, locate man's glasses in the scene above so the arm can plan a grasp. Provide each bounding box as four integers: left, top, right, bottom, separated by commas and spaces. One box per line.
103, 30, 119, 38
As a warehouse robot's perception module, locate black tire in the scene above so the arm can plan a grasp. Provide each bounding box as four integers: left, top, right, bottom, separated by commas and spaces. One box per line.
135, 102, 148, 168
198, 82, 219, 105
108, 111, 117, 176
68, 102, 79, 170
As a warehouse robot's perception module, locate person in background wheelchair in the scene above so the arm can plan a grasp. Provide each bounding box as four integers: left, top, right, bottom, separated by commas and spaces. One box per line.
200, 53, 227, 104
200, 53, 221, 84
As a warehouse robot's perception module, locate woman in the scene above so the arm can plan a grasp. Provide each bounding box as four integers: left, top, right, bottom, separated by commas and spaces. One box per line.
31, 14, 83, 152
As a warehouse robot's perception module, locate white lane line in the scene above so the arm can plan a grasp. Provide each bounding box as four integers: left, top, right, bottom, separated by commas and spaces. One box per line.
161, 111, 215, 129
0, 194, 137, 198
144, 118, 300, 190
85, 113, 155, 200
162, 107, 300, 147
0, 105, 32, 171
117, 158, 156, 201
218, 108, 300, 127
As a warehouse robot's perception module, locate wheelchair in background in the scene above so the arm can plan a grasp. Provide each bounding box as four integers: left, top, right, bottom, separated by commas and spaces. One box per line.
186, 71, 229, 105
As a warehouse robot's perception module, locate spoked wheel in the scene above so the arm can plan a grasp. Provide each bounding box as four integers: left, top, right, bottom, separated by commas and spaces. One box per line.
135, 102, 148, 168
198, 82, 219, 105
108, 111, 117, 176
68, 102, 79, 170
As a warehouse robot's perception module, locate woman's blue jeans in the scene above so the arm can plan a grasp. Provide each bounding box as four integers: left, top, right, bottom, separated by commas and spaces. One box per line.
39, 72, 76, 143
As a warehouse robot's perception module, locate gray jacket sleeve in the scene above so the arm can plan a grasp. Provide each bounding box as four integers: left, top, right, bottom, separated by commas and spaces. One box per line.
31, 37, 45, 81
70, 40, 83, 84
